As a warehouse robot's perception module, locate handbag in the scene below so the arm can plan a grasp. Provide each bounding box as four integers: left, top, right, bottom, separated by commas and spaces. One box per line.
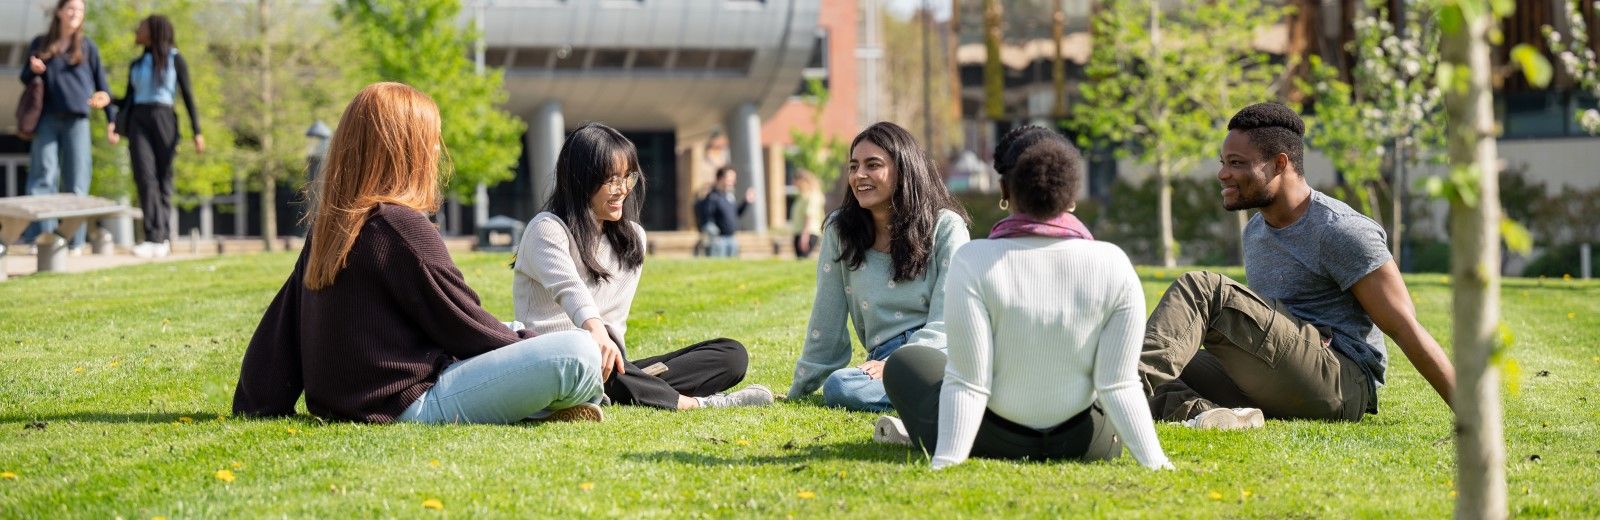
16, 76, 44, 140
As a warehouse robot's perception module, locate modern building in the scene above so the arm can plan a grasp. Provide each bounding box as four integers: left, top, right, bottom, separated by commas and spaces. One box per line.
0, 0, 872, 240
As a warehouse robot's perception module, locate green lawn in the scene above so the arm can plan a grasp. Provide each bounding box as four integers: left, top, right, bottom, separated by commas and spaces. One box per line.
2, 253, 1597, 518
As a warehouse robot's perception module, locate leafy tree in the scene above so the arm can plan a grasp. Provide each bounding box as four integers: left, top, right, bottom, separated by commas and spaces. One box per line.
785, 79, 849, 188
1299, 2, 1445, 262
1072, 0, 1284, 267
204, 0, 365, 250
337, 0, 526, 199
1545, 0, 1600, 134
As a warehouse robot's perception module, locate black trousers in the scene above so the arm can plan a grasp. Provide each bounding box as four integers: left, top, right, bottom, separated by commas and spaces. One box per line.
127, 104, 180, 244
883, 345, 1122, 463
792, 233, 820, 258
606, 337, 748, 409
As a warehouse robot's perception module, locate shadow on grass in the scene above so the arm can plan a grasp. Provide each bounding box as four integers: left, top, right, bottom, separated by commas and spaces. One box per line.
0, 412, 323, 425
624, 439, 918, 467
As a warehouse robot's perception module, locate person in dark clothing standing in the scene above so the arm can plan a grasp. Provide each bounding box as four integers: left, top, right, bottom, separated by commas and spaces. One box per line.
108, 15, 205, 259
699, 166, 755, 257
14, 0, 113, 255
233, 83, 604, 424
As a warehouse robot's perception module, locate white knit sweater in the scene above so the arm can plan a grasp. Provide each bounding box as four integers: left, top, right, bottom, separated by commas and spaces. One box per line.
511, 212, 644, 346
932, 236, 1172, 470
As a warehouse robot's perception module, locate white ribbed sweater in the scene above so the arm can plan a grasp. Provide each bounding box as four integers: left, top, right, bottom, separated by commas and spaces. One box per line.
511, 212, 644, 345
932, 237, 1172, 470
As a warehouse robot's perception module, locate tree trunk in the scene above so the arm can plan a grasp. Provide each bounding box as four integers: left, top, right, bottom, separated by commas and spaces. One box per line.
947, 1, 963, 138
258, 0, 279, 252
1151, 4, 1174, 268
1391, 140, 1406, 266
1051, 1, 1067, 118
982, 0, 1004, 120
1157, 155, 1176, 268
1441, 10, 1505, 520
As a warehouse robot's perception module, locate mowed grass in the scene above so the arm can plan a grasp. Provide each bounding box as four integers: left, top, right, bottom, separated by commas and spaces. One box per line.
1, 252, 1598, 518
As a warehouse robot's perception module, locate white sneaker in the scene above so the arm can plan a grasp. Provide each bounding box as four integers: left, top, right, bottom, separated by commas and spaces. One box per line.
873, 415, 912, 446
699, 385, 775, 408
1184, 407, 1265, 430
132, 241, 171, 259
68, 245, 85, 257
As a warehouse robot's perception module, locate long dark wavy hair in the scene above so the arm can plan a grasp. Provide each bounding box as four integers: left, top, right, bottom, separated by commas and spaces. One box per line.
834, 122, 968, 282
542, 122, 646, 283
139, 15, 176, 79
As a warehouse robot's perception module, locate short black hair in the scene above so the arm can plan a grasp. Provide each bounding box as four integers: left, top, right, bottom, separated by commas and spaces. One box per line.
714, 166, 736, 181
1226, 102, 1305, 176
993, 125, 1081, 218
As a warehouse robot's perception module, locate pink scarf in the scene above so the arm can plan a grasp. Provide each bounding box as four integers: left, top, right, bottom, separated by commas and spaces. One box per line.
988, 212, 1094, 240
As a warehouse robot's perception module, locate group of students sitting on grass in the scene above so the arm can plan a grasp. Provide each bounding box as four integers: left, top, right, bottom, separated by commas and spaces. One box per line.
233, 83, 1457, 471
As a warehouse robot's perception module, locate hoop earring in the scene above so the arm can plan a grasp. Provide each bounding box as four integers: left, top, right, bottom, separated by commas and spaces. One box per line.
1067, 203, 1077, 213
998, 199, 1009, 211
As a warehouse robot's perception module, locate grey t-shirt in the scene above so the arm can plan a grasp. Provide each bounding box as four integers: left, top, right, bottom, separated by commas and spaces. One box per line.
1243, 191, 1390, 391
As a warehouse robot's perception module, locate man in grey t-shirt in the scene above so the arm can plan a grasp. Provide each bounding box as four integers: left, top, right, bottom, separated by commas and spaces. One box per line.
1137, 103, 1457, 428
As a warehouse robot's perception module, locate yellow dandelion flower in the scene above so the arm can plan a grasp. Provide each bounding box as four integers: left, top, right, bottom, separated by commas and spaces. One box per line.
1207, 490, 1223, 501
153, 516, 167, 520
1241, 489, 1253, 499
736, 439, 751, 446
429, 459, 441, 467
72, 366, 85, 374
1449, 490, 1458, 498
422, 498, 444, 510
286, 427, 300, 435
797, 490, 816, 500
1563, 274, 1573, 281
178, 416, 194, 424
214, 469, 236, 483
579, 482, 595, 491
1, 471, 17, 480
837, 471, 847, 479
1569, 312, 1578, 319
231, 461, 243, 469
1155, 271, 1167, 279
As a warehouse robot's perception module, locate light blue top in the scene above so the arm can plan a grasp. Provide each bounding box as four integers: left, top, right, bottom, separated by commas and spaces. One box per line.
130, 49, 178, 105
787, 209, 970, 399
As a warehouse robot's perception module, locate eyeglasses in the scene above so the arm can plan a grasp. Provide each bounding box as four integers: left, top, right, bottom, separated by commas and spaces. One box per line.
604, 171, 640, 192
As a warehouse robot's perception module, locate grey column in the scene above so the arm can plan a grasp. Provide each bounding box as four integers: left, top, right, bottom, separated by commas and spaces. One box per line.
530, 101, 565, 211
113, 195, 135, 248
726, 102, 767, 233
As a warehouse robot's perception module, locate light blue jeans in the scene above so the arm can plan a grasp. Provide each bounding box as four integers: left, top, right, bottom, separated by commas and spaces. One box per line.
397, 330, 603, 424
822, 326, 920, 412
22, 113, 92, 248
708, 235, 739, 258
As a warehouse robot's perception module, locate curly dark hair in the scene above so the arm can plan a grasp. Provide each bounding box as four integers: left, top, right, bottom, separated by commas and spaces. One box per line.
834, 122, 968, 282
1226, 102, 1306, 175
993, 125, 1081, 217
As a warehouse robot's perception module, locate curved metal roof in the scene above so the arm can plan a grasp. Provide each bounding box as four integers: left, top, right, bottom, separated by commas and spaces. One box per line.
478, 0, 819, 137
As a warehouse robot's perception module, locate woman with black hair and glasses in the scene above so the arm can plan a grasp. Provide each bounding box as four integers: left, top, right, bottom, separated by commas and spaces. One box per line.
512, 122, 773, 411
